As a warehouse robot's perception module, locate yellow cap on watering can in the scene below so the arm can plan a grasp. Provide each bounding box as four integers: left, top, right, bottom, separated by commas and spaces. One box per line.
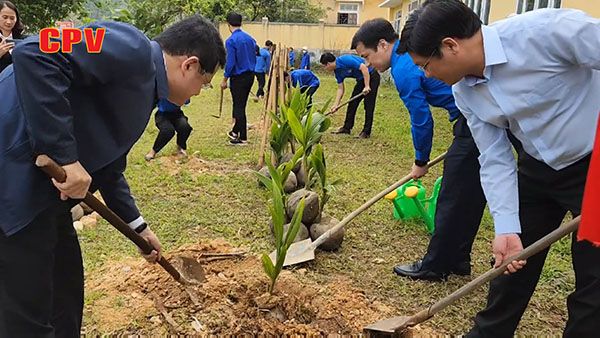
404, 186, 420, 198
384, 190, 398, 200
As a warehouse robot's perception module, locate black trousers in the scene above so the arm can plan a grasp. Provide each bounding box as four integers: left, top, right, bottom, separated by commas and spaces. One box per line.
467, 145, 599, 337
421, 114, 487, 272
255, 72, 266, 98
301, 85, 318, 109
152, 111, 193, 153
342, 71, 380, 135
230, 71, 254, 141
0, 203, 83, 338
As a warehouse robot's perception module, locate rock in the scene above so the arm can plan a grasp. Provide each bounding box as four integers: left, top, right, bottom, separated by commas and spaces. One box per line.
257, 166, 271, 187
73, 221, 84, 232
71, 204, 84, 221
309, 214, 344, 251
286, 189, 320, 225
80, 215, 97, 230
280, 153, 301, 173
80, 202, 93, 215
283, 171, 298, 193
282, 222, 309, 243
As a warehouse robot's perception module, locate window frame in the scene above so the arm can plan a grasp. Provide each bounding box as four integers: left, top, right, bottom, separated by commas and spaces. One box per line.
337, 2, 360, 25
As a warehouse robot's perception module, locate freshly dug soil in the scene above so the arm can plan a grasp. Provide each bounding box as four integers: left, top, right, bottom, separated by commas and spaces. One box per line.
83, 239, 437, 336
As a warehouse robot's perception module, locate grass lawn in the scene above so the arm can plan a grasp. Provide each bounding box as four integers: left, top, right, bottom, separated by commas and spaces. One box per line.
81, 69, 575, 335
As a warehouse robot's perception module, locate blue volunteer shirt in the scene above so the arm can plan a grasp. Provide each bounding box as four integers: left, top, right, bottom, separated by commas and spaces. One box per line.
289, 50, 295, 67
224, 29, 256, 78
156, 98, 189, 116
290, 69, 320, 89
334, 54, 373, 84
254, 47, 271, 73
300, 52, 310, 69
391, 40, 459, 162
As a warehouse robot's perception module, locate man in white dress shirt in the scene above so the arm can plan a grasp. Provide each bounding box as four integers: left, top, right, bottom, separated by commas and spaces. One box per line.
399, 0, 600, 336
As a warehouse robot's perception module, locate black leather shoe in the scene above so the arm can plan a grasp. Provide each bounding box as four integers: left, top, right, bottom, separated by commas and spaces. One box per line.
450, 261, 471, 276
393, 260, 447, 281
356, 131, 370, 139
331, 127, 351, 134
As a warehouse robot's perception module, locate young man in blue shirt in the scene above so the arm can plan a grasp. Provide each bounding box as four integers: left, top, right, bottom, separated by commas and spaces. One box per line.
300, 46, 310, 70
284, 69, 320, 108
288, 47, 295, 69
320, 52, 380, 138
352, 18, 486, 281
401, 1, 600, 336
0, 15, 225, 336
220, 12, 256, 145
145, 98, 193, 161
254, 40, 273, 100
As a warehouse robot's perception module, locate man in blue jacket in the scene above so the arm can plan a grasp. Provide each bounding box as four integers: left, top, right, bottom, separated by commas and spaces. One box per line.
352, 18, 486, 280
254, 40, 273, 100
284, 69, 320, 107
320, 52, 380, 138
221, 12, 257, 145
300, 46, 310, 70
0, 16, 225, 336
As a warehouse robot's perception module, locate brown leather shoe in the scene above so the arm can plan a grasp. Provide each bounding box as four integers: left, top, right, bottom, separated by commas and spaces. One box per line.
357, 131, 370, 139
332, 127, 351, 134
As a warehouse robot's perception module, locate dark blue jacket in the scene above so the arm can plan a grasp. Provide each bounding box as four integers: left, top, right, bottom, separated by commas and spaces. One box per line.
254, 47, 271, 74
391, 40, 459, 162
224, 29, 256, 78
0, 21, 168, 236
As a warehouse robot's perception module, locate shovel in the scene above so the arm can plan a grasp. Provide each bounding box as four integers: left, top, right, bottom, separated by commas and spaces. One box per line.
211, 87, 224, 118
364, 216, 581, 337
272, 152, 447, 267
35, 155, 205, 286
325, 92, 365, 116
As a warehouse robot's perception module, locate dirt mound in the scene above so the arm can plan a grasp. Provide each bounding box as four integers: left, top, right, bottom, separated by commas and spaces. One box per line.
84, 239, 438, 335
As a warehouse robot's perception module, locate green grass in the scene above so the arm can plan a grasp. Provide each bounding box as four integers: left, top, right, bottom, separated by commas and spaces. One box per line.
81, 70, 574, 335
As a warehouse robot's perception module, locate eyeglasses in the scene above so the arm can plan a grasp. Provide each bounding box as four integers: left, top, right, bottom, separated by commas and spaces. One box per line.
418, 48, 438, 72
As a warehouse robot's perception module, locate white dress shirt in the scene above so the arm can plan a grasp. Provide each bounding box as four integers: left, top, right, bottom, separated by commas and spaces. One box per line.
453, 9, 600, 234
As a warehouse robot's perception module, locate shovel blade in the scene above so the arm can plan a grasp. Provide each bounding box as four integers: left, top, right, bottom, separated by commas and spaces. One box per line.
364, 316, 411, 337
177, 256, 206, 284
268, 238, 315, 267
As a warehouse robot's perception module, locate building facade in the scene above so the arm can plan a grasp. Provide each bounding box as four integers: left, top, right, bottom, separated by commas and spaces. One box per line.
379, 0, 600, 32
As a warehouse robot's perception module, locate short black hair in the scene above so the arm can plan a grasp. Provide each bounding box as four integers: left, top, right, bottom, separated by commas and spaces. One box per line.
398, 0, 481, 57
155, 15, 226, 74
226, 12, 243, 27
265, 40, 273, 47
351, 18, 398, 50
319, 52, 335, 65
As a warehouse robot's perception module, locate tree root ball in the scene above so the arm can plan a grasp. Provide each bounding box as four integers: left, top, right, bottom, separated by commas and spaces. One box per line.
309, 214, 344, 251
283, 171, 298, 193
270, 220, 309, 243
295, 163, 308, 188
257, 166, 271, 188
286, 189, 320, 225
280, 153, 301, 173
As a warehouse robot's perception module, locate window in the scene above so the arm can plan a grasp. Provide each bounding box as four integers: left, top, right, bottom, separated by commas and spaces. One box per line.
516, 0, 561, 14
408, 0, 422, 12
337, 3, 359, 25
393, 10, 402, 33
464, 0, 491, 24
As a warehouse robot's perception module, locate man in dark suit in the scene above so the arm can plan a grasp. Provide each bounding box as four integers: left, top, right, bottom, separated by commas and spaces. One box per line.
0, 15, 225, 337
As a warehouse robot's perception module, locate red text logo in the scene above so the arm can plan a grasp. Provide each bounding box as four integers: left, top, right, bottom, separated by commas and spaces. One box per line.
39, 28, 106, 53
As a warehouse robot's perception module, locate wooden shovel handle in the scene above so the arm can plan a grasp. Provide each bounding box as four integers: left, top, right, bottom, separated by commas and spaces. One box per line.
403, 216, 580, 330
311, 152, 447, 249
325, 92, 365, 116
35, 155, 184, 284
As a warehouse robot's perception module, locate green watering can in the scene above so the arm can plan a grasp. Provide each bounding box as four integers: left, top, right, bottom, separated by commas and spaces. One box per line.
384, 177, 442, 234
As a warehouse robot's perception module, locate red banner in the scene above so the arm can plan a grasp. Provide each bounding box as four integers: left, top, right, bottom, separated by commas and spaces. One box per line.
578, 116, 600, 246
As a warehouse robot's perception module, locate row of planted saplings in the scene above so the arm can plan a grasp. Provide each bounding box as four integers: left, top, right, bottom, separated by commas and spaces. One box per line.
257, 88, 345, 252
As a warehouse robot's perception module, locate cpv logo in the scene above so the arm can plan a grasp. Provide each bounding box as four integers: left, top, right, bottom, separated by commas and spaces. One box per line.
39, 28, 106, 53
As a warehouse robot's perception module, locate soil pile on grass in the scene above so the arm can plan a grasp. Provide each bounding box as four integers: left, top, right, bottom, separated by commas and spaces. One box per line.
84, 239, 407, 335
